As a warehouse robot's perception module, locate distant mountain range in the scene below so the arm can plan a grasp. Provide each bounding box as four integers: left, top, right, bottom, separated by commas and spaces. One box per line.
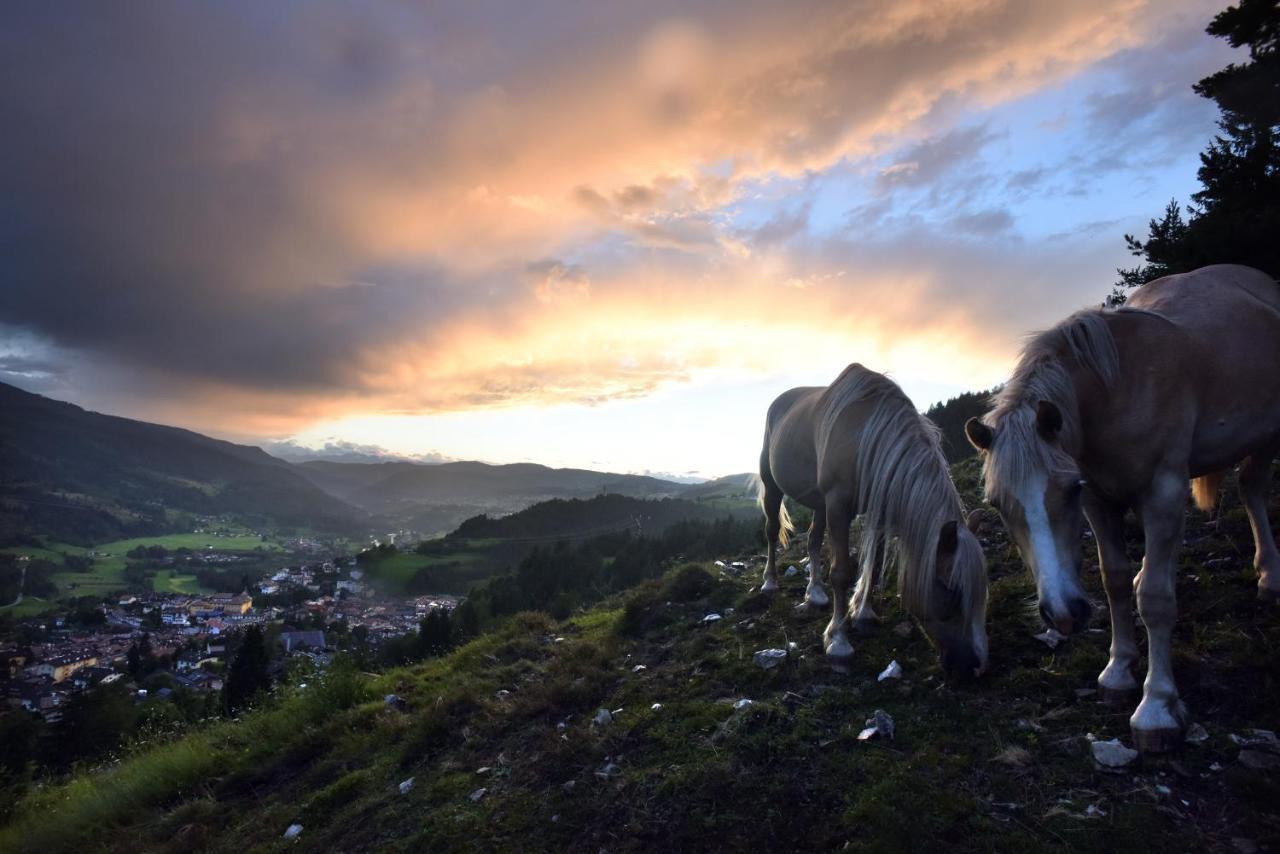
0, 381, 755, 544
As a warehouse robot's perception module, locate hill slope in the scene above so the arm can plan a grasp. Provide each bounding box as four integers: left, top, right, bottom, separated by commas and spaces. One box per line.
3, 461, 1278, 852
0, 382, 362, 543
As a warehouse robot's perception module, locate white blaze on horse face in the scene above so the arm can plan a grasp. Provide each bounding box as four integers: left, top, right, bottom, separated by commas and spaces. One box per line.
1018, 471, 1074, 622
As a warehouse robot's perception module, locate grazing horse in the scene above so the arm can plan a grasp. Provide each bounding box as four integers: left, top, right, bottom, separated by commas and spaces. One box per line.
758, 363, 989, 677
965, 264, 1280, 751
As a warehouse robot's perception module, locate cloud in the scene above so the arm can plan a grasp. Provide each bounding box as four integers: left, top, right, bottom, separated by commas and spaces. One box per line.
265, 439, 453, 465
0, 0, 1225, 440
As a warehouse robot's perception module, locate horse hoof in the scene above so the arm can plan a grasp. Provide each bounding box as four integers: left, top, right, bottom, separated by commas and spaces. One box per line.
805, 590, 830, 608
1131, 726, 1183, 754
1097, 684, 1140, 707
760, 580, 779, 594
824, 637, 854, 660
851, 618, 878, 637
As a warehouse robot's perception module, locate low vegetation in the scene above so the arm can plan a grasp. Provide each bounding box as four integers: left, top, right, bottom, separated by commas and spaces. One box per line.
1, 461, 1276, 851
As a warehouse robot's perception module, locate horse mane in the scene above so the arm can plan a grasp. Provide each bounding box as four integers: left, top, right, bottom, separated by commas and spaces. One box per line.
817, 364, 985, 621
981, 309, 1121, 502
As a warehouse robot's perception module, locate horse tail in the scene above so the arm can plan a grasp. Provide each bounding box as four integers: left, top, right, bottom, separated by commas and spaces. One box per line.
753, 471, 793, 548
1190, 470, 1224, 513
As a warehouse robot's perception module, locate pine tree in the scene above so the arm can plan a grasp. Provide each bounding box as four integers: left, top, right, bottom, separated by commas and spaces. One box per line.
222, 627, 271, 715
1113, 0, 1280, 301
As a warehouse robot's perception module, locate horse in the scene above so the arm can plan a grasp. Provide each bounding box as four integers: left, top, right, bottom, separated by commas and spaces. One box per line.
964, 264, 1280, 752
757, 363, 989, 678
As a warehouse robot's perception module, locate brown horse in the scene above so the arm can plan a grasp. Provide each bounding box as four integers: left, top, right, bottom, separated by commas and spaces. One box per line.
758, 363, 988, 677
966, 264, 1280, 751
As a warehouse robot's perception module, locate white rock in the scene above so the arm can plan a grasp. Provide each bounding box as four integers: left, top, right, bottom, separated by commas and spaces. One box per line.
650, 702, 663, 711
398, 777, 415, 795
877, 660, 904, 681
1184, 723, 1209, 745
595, 761, 622, 778
753, 648, 787, 669
469, 787, 487, 802
733, 698, 754, 710
1033, 628, 1067, 649
702, 613, 722, 623
632, 664, 647, 673
1084, 803, 1107, 818
283, 824, 303, 840
784, 565, 799, 577
592, 708, 613, 727
1090, 738, 1139, 768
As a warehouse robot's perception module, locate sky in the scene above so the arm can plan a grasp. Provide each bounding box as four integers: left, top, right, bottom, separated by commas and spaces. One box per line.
0, 0, 1237, 479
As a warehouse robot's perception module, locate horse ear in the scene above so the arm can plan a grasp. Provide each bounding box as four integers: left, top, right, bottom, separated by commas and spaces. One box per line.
964, 418, 993, 451
938, 520, 958, 555
1035, 400, 1063, 440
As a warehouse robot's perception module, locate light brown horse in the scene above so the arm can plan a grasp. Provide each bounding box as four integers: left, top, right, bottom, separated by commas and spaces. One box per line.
758, 363, 988, 677
966, 264, 1280, 751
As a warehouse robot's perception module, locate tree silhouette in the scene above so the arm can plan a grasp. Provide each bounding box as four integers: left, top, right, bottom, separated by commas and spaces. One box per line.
222, 627, 271, 715
1112, 0, 1280, 303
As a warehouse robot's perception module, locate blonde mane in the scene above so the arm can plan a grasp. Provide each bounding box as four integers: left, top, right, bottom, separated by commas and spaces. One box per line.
816, 365, 985, 621
981, 309, 1121, 502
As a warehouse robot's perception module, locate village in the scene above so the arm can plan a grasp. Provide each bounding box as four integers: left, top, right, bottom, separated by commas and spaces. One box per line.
0, 557, 458, 721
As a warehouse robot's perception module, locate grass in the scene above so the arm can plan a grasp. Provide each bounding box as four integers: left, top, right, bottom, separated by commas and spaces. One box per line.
152, 570, 212, 595
2, 467, 1278, 851
94, 533, 282, 554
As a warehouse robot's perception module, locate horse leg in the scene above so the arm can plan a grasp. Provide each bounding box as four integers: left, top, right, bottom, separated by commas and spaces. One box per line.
822, 495, 855, 659
1239, 444, 1280, 601
850, 537, 883, 635
1083, 494, 1140, 704
799, 507, 830, 610
1130, 471, 1189, 752
760, 479, 783, 594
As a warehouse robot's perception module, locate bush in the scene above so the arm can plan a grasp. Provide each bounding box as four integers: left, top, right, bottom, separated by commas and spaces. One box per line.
664, 564, 716, 602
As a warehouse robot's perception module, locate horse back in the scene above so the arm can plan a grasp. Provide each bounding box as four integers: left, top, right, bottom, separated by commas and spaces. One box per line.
1119, 265, 1280, 471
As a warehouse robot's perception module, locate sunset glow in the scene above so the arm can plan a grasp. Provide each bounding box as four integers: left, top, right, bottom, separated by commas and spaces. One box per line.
0, 0, 1234, 476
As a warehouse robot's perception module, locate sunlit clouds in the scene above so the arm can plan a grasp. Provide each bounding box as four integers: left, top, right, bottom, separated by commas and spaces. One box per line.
0, 1, 1235, 475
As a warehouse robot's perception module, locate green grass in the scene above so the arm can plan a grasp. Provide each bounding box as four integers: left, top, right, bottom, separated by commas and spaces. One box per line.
94, 532, 282, 554
3, 469, 1278, 851
152, 570, 212, 595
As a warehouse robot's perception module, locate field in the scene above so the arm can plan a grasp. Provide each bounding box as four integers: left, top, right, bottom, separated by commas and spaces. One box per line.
2, 461, 1277, 851
1, 531, 286, 612
360, 543, 494, 594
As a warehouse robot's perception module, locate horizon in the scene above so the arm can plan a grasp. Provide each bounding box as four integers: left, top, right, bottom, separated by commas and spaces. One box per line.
0, 1, 1233, 478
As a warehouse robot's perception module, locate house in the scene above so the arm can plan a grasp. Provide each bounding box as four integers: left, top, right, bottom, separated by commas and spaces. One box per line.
279, 630, 327, 653
27, 652, 99, 683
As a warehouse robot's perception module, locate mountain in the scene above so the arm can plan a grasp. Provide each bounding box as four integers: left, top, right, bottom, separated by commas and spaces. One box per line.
290, 459, 725, 535
0, 382, 362, 543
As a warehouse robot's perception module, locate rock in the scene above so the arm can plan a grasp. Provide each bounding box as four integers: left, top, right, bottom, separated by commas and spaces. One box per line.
495, 689, 511, 699
991, 746, 1032, 767
714, 560, 726, 568
1184, 723, 1209, 745
1230, 729, 1280, 752
877, 660, 903, 682
753, 648, 788, 669
1084, 803, 1107, 818
383, 693, 407, 711
632, 664, 647, 673
595, 761, 622, 779
283, 824, 303, 840
1090, 738, 1139, 769
592, 708, 613, 727
1238, 749, 1280, 770
469, 787, 487, 802
561, 780, 577, 793
892, 621, 913, 638
650, 702, 663, 711
733, 698, 754, 710
702, 613, 722, 623
556, 721, 567, 732
398, 777, 415, 795
785, 565, 799, 577
787, 641, 799, 652
858, 709, 895, 741
1033, 628, 1067, 649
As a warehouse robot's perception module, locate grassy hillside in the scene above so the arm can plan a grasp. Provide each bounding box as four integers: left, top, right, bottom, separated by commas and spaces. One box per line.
0, 382, 363, 543
3, 462, 1278, 851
